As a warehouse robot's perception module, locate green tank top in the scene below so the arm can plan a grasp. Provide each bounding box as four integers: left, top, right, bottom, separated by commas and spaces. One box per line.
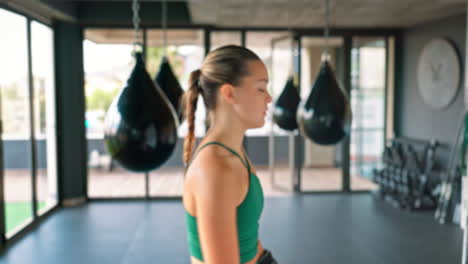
184, 141, 264, 263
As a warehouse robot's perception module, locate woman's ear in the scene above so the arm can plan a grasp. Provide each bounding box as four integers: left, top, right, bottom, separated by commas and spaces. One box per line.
219, 83, 237, 104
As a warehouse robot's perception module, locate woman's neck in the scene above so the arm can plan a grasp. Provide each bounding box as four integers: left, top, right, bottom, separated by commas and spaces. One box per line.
204, 124, 246, 155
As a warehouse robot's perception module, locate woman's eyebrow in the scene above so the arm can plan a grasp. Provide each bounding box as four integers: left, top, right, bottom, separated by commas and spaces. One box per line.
257, 78, 269, 83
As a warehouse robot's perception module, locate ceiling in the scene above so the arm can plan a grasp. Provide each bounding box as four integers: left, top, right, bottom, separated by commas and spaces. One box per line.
188, 0, 466, 28
5, 0, 467, 28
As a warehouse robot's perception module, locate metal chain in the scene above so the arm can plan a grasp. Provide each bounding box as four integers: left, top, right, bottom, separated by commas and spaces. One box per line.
287, 2, 293, 77
162, 0, 168, 57
324, 0, 330, 58
286, 2, 291, 33
132, 0, 142, 53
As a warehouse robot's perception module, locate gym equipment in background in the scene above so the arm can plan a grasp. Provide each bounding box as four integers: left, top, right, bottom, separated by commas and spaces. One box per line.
461, 111, 468, 264
296, 0, 352, 145
435, 111, 467, 224
273, 75, 301, 131
154, 0, 184, 123
372, 137, 439, 211
103, 0, 178, 173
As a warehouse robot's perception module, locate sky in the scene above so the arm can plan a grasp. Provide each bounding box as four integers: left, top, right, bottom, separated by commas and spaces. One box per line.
83, 40, 134, 74
0, 8, 136, 86
0, 10, 54, 85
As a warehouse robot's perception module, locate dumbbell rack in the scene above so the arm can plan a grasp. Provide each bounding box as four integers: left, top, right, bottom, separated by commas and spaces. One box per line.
372, 137, 439, 211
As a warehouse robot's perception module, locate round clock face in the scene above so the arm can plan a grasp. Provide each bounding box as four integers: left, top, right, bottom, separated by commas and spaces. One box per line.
417, 38, 460, 109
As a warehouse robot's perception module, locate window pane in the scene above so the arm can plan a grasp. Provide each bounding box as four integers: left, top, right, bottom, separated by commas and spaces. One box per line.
84, 29, 145, 198
31, 21, 58, 215
0, 8, 33, 236
300, 36, 343, 192
146, 29, 205, 139
146, 29, 205, 196
350, 37, 385, 191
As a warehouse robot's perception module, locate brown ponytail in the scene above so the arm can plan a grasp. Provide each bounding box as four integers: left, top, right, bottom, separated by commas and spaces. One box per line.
183, 69, 202, 165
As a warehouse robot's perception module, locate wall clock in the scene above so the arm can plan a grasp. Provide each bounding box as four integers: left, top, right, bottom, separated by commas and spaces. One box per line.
417, 38, 460, 109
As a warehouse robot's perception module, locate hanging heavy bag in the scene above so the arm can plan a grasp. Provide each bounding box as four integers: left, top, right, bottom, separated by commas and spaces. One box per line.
273, 75, 301, 131
297, 60, 352, 145
155, 56, 184, 123
104, 52, 178, 172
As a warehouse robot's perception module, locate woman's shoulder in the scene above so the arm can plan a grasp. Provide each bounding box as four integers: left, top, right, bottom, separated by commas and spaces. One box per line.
189, 146, 241, 186
185, 145, 244, 206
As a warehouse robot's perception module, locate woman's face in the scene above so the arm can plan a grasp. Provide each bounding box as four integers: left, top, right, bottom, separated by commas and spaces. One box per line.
232, 60, 272, 129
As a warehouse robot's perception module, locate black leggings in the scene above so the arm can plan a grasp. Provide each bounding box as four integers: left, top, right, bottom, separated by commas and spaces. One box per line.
257, 249, 278, 264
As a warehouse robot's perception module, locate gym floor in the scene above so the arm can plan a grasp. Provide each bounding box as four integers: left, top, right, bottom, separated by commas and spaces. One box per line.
0, 193, 461, 264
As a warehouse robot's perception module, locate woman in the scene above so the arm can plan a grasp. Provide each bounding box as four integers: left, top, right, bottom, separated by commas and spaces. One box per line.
182, 45, 278, 264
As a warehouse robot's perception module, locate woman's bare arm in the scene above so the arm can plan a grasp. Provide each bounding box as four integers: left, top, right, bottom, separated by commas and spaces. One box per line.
194, 152, 242, 264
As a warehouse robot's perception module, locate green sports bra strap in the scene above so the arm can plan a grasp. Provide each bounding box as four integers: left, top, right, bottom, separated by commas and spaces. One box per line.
192, 141, 251, 172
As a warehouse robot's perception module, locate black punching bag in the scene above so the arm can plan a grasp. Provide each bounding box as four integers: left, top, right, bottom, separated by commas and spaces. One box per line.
104, 52, 178, 172
155, 56, 184, 122
273, 76, 301, 131
297, 60, 352, 145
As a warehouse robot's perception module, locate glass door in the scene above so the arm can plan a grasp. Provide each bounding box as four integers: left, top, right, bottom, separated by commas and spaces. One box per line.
268, 35, 295, 192
298, 36, 345, 192
350, 37, 386, 191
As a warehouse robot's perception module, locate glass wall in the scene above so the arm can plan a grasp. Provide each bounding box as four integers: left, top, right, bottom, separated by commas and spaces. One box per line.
84, 29, 143, 198
299, 36, 344, 192
350, 37, 385, 191
0, 8, 57, 237
146, 29, 205, 138
146, 29, 205, 196
0, 9, 33, 236
83, 28, 391, 198
31, 21, 58, 215
257, 33, 295, 193
84, 28, 205, 198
